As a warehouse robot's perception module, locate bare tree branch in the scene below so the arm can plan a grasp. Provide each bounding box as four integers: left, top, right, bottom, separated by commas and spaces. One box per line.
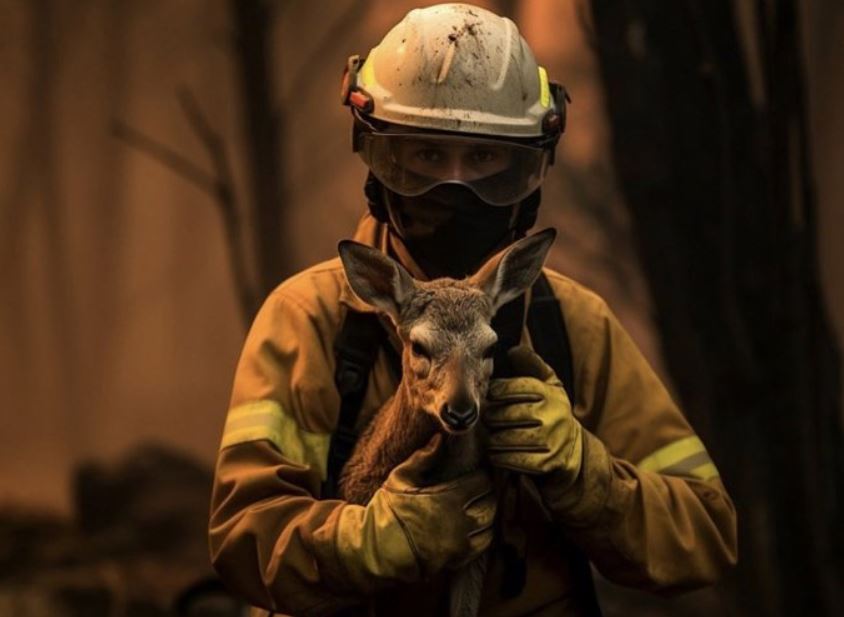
111, 121, 218, 197
112, 95, 259, 328
176, 88, 237, 215
177, 88, 259, 327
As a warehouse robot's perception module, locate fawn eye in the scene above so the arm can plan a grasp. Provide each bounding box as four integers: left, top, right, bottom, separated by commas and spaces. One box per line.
411, 341, 431, 359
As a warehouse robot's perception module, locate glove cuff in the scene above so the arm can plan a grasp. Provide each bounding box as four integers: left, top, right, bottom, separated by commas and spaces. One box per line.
536, 429, 616, 526
312, 499, 420, 594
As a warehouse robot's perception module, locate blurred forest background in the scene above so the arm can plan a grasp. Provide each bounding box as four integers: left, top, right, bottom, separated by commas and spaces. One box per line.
0, 0, 842, 616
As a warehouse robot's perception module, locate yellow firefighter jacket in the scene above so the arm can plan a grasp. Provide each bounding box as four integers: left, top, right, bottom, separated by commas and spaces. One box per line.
208, 214, 737, 616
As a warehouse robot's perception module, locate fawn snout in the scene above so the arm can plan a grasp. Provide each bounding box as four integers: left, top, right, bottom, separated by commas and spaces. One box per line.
439, 389, 480, 432
431, 345, 491, 434
440, 401, 479, 432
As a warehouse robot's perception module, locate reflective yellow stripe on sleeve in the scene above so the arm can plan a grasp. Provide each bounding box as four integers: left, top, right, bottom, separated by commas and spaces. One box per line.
636, 435, 720, 481
220, 399, 331, 480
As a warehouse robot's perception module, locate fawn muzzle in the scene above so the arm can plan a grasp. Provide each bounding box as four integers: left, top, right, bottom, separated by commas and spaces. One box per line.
440, 402, 480, 432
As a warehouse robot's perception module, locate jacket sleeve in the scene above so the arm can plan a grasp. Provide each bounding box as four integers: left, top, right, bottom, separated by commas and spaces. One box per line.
542, 280, 738, 593
208, 290, 362, 616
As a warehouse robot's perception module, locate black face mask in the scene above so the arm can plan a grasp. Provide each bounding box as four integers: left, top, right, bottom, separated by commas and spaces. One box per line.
385, 184, 517, 279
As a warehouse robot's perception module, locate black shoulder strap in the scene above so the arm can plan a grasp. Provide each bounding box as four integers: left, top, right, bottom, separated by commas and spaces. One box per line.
323, 310, 392, 498
490, 290, 526, 379
491, 273, 575, 405
525, 273, 602, 617
527, 273, 576, 404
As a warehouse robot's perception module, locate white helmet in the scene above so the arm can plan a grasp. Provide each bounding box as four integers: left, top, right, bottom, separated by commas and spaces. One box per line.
342, 3, 568, 206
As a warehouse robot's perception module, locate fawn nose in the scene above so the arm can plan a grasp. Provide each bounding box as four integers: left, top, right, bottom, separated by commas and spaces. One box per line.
440, 402, 479, 431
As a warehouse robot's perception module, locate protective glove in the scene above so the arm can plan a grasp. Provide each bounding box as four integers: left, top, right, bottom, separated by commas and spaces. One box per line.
313, 434, 496, 593
484, 345, 584, 491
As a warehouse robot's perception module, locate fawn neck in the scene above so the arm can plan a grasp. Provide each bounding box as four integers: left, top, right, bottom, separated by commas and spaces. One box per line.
338, 369, 481, 505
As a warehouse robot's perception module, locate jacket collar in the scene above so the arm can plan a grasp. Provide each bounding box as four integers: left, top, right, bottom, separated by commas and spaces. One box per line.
338, 213, 384, 315
338, 213, 408, 352
338, 212, 431, 311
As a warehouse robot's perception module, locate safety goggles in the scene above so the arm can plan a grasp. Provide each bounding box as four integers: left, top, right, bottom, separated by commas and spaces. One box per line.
357, 132, 551, 206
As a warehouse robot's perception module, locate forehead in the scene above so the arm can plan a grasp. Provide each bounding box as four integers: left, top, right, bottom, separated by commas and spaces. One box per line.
400, 281, 493, 332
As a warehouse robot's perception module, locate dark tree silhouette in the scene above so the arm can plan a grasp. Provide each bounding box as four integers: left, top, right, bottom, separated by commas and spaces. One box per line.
230, 0, 290, 300
590, 1, 843, 616
113, 0, 293, 328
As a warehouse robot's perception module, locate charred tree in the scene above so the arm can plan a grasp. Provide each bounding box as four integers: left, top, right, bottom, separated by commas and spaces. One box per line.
230, 0, 290, 299
114, 1, 291, 327
590, 1, 843, 616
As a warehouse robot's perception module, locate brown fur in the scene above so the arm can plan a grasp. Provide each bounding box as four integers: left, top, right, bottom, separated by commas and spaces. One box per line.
335, 229, 556, 617
338, 278, 493, 505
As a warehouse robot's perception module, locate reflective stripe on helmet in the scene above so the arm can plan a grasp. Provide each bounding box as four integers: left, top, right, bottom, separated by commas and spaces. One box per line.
359, 55, 375, 90
538, 66, 551, 108
220, 399, 330, 480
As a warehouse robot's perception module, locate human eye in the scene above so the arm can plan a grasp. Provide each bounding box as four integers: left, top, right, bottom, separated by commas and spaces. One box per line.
414, 147, 445, 163
463, 145, 512, 178
469, 148, 498, 164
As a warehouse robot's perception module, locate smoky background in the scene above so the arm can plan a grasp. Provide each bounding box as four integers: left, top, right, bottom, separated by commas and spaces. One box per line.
0, 1, 841, 615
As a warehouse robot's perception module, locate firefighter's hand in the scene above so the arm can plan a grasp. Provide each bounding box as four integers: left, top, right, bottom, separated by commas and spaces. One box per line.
483, 346, 583, 489
317, 434, 496, 592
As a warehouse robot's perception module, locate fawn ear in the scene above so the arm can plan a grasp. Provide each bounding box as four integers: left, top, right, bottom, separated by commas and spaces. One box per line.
470, 228, 556, 312
338, 240, 416, 320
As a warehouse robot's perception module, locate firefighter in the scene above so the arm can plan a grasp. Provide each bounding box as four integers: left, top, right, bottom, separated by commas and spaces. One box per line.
209, 4, 737, 616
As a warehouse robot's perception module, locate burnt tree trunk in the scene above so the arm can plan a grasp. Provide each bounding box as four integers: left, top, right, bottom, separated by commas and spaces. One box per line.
590, 1, 843, 616
230, 0, 290, 302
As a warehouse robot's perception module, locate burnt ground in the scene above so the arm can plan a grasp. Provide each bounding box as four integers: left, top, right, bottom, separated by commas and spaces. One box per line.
0, 444, 244, 617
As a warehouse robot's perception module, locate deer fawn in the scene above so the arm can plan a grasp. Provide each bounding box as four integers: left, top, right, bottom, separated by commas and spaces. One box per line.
336, 228, 556, 617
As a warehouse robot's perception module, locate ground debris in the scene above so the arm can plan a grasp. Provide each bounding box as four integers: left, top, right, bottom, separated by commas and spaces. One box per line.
0, 444, 241, 617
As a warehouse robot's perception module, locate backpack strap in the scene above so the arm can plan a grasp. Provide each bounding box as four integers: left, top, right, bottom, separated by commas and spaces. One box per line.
323, 310, 396, 499
525, 272, 602, 617
490, 291, 527, 379
527, 273, 576, 403
492, 273, 575, 406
